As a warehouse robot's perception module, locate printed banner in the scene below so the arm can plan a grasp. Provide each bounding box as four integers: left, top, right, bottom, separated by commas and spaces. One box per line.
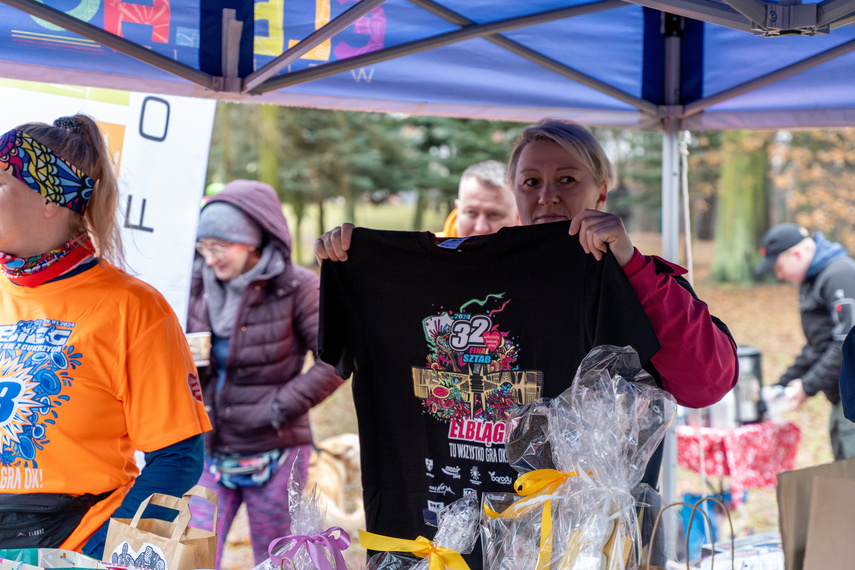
0, 80, 216, 326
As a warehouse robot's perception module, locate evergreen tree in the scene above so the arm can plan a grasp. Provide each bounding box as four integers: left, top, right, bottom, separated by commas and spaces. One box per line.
403, 118, 524, 229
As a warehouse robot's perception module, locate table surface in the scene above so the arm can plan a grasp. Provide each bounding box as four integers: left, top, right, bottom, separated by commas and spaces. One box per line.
675, 421, 801, 505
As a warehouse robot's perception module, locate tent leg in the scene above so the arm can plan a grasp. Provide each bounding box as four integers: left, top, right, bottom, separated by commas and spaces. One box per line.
660, 119, 680, 559
661, 119, 681, 263
660, 18, 683, 540
661, 9, 683, 538
220, 9, 243, 93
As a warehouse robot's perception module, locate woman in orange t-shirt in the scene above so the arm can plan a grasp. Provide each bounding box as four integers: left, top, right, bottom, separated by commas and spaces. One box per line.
0, 115, 211, 559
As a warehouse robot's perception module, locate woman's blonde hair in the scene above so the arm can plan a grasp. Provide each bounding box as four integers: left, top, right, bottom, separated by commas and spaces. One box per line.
507, 119, 614, 190
17, 114, 124, 268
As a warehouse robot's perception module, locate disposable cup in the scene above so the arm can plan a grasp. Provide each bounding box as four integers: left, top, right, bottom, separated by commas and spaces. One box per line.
185, 331, 212, 367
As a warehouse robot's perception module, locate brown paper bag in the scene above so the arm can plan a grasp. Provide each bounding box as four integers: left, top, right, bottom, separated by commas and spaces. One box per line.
801, 476, 855, 570
776, 456, 855, 570
102, 485, 218, 570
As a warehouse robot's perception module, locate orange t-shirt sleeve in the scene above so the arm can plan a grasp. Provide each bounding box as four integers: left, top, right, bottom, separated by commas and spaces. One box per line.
439, 208, 459, 238
122, 310, 212, 453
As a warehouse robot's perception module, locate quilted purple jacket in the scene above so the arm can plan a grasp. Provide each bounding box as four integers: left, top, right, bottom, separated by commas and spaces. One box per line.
186, 180, 343, 455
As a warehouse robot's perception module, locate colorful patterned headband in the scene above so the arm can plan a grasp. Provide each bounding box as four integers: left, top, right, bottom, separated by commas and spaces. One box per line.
0, 128, 94, 215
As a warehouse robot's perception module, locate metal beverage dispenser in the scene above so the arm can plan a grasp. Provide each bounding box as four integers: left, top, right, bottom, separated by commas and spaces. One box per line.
735, 346, 766, 424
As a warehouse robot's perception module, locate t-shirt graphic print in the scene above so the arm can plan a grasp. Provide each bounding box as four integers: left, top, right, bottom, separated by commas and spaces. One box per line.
413, 294, 543, 459
0, 317, 77, 476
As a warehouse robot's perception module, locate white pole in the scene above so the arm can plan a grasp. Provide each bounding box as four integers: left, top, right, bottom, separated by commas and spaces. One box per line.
680, 131, 694, 286
661, 15, 683, 555
660, 117, 681, 545
662, 119, 681, 264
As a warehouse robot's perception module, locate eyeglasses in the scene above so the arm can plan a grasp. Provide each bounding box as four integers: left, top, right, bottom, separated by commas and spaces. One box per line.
195, 242, 230, 260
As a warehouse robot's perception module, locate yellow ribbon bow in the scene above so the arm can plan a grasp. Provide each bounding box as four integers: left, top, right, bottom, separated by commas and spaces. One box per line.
483, 469, 586, 570
358, 530, 471, 570
514, 468, 580, 496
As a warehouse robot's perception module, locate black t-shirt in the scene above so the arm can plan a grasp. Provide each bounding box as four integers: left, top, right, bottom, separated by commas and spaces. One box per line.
319, 222, 660, 566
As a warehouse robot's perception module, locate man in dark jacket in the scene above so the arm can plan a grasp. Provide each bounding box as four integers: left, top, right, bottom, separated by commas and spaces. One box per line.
186, 179, 343, 567
758, 223, 855, 459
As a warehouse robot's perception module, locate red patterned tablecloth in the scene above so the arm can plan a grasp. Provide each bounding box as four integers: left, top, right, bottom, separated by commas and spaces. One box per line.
676, 421, 801, 505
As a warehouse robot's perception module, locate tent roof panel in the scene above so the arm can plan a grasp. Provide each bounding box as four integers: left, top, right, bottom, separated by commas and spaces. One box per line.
702, 23, 855, 98
1, 0, 854, 130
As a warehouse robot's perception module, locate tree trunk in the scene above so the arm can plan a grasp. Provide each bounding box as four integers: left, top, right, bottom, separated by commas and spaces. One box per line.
257, 106, 307, 264
257, 106, 279, 189
317, 193, 326, 242
343, 178, 356, 224
412, 190, 426, 230
289, 195, 306, 266
220, 106, 234, 181
711, 131, 769, 284
293, 215, 308, 267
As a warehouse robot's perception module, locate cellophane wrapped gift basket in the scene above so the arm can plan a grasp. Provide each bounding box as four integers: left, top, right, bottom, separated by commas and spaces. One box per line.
482, 345, 677, 570
361, 492, 480, 570
253, 468, 352, 570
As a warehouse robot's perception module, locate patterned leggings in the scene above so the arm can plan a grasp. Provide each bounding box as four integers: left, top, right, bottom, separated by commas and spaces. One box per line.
189, 445, 310, 569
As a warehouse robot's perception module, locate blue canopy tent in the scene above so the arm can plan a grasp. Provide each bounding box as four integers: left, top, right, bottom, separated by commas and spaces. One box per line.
1, 0, 853, 130
2, 0, 854, 513
2, 0, 854, 259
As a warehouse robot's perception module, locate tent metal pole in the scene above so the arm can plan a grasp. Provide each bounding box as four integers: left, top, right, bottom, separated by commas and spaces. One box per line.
662, 124, 680, 261
817, 0, 855, 28
661, 116, 681, 568
622, 0, 755, 32
661, 13, 682, 554
407, 0, 659, 116
0, 0, 214, 89
243, 0, 386, 92
252, 0, 657, 116
220, 9, 243, 93
482, 37, 659, 116
683, 36, 855, 117
662, 24, 681, 264
628, 0, 855, 32
251, 3, 621, 92
717, 0, 768, 29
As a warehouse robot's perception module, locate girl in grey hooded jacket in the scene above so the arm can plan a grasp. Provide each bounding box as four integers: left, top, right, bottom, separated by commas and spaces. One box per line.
186, 179, 343, 567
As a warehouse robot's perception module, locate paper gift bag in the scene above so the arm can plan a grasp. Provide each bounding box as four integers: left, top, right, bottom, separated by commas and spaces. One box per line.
0, 548, 104, 569
800, 476, 855, 570
0, 547, 142, 569
777, 456, 855, 570
103, 485, 218, 570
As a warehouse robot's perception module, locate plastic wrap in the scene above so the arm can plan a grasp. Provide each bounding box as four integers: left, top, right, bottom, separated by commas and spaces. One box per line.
481, 492, 542, 570
364, 493, 480, 570
482, 345, 677, 570
504, 399, 555, 474
253, 467, 351, 570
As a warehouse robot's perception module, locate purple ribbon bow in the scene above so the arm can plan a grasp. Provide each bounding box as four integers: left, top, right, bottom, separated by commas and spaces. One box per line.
268, 527, 351, 570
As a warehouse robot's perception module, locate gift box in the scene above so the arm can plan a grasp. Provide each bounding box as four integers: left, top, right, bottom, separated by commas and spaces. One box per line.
361, 493, 480, 570
482, 345, 677, 570
254, 466, 352, 570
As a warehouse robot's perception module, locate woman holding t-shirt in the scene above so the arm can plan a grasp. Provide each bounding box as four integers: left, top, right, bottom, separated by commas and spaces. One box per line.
314, 120, 739, 568
0, 116, 211, 557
